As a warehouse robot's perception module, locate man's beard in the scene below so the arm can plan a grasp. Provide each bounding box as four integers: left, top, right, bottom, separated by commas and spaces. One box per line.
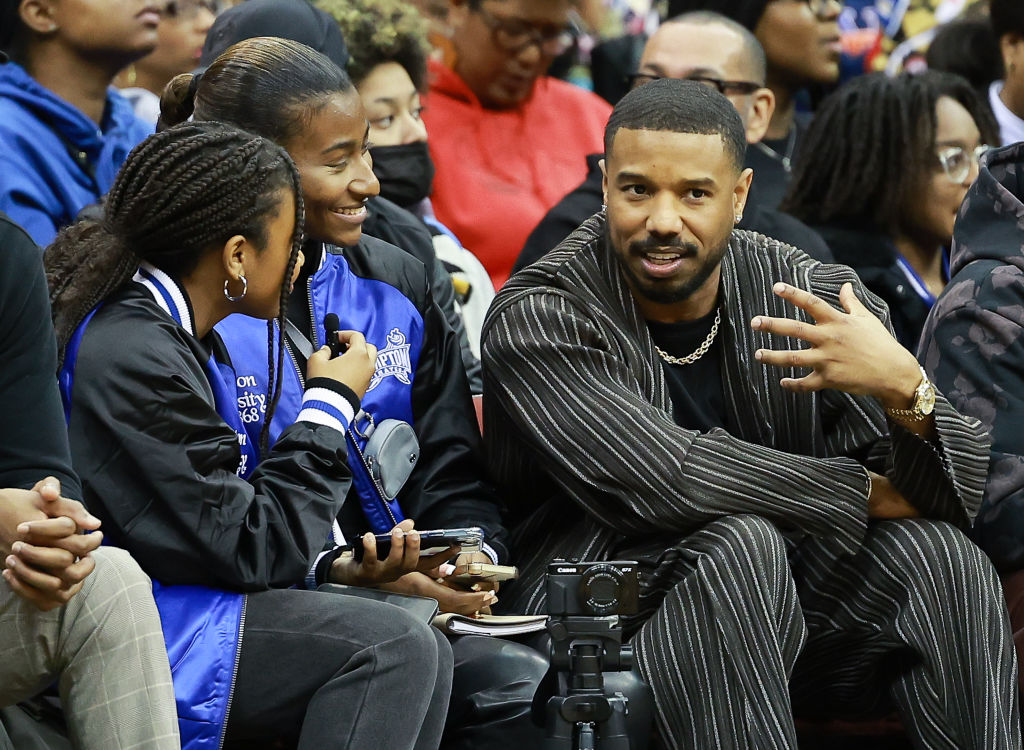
614, 234, 727, 306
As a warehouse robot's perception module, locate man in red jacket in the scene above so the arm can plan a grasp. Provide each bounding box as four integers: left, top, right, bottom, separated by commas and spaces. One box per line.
425, 0, 612, 289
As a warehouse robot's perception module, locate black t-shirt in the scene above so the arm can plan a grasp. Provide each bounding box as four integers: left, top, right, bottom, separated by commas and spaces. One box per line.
646, 310, 727, 433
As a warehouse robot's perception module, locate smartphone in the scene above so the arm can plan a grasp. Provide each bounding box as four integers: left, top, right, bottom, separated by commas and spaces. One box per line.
352, 527, 484, 562
448, 563, 519, 585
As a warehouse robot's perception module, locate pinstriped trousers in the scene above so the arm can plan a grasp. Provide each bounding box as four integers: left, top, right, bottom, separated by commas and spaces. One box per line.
629, 515, 1020, 750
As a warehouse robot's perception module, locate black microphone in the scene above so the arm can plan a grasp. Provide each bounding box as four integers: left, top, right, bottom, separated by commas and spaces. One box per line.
323, 313, 346, 357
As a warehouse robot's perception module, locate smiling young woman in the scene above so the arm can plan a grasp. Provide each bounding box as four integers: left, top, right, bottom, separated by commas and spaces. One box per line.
45, 120, 450, 750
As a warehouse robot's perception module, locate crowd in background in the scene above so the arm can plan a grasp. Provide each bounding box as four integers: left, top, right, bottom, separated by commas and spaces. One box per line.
1, 0, 1024, 748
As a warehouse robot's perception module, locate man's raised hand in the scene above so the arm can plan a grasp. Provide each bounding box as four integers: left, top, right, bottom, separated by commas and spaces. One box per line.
750, 282, 922, 410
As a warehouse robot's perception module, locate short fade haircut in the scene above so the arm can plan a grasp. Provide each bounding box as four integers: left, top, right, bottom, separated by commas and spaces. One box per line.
664, 11, 767, 83
991, 0, 1024, 39
605, 78, 747, 171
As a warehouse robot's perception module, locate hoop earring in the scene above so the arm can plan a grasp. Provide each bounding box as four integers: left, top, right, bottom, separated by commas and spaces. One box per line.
224, 276, 247, 302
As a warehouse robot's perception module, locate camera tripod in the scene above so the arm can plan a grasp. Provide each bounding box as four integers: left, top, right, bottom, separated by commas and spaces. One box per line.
540, 615, 634, 750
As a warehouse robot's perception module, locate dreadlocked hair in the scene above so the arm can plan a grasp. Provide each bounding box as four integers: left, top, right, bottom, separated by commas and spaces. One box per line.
781, 71, 1000, 235
45, 121, 305, 458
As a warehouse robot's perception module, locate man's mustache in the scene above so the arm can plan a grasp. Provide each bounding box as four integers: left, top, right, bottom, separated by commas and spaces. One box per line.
629, 237, 700, 256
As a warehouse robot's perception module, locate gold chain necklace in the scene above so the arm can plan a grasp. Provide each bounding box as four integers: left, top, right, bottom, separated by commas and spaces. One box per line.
654, 308, 722, 366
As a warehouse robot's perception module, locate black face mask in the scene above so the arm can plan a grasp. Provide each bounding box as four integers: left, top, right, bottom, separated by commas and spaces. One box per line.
370, 141, 436, 208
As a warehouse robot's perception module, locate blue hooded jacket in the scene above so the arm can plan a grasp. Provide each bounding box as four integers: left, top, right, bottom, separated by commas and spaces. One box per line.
0, 62, 152, 245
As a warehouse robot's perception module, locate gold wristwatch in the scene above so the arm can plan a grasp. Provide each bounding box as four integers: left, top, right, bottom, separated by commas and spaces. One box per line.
885, 365, 936, 423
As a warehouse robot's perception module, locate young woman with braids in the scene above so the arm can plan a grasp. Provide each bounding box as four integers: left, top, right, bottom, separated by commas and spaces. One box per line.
160, 37, 550, 750
46, 121, 454, 750
781, 71, 999, 350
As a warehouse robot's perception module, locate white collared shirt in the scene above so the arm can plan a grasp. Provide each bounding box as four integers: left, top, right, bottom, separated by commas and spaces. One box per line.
990, 80, 1024, 147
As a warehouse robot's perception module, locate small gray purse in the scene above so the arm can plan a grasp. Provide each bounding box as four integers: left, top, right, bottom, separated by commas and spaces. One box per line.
351, 411, 420, 501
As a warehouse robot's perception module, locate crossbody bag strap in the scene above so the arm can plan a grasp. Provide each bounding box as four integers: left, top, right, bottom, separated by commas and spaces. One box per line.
284, 318, 314, 361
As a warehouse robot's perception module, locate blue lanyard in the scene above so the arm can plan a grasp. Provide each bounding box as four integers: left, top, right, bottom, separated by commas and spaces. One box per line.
893, 250, 949, 308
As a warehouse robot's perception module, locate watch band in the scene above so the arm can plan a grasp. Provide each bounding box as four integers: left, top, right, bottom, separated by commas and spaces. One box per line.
885, 404, 927, 422
885, 365, 934, 422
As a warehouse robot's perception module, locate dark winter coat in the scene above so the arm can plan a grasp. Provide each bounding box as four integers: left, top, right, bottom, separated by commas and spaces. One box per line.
920, 142, 1024, 572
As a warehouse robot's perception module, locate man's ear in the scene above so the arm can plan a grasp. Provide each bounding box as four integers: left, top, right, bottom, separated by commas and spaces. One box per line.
19, 0, 58, 35
733, 167, 753, 220
221, 235, 248, 283
745, 88, 775, 144
599, 158, 609, 206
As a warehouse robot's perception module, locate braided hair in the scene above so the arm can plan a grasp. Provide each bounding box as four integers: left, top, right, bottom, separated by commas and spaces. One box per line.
45, 121, 304, 457
781, 71, 1000, 235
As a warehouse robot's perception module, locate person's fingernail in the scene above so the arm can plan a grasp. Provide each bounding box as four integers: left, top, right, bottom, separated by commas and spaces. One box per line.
774, 282, 786, 293
470, 583, 481, 591
43, 480, 59, 493
439, 563, 455, 576
11, 542, 22, 555
16, 523, 29, 535
755, 350, 764, 361
85, 513, 100, 525
6, 556, 16, 569
408, 531, 419, 541
487, 593, 498, 603
364, 532, 373, 543
751, 317, 760, 329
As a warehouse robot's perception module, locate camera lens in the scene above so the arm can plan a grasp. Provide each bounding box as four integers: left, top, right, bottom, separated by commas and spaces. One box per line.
579, 564, 625, 615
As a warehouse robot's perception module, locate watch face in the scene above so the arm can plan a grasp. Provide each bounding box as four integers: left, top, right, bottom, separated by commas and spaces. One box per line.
917, 382, 936, 416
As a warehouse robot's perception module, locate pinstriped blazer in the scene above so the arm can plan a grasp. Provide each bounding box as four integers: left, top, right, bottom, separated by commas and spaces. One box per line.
481, 211, 990, 615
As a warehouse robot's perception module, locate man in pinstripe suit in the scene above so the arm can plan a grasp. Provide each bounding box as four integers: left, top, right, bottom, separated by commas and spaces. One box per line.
482, 78, 1021, 748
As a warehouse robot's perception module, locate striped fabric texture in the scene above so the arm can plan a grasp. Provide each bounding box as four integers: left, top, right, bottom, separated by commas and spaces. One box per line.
482, 212, 1020, 748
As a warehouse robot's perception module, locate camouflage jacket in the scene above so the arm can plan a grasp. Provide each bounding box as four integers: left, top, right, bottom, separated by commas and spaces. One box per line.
920, 143, 1024, 572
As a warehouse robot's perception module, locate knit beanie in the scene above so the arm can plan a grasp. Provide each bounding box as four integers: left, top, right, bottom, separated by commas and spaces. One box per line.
665, 0, 772, 31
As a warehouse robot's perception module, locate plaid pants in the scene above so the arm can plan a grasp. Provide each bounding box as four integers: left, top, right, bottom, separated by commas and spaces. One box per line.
0, 547, 179, 750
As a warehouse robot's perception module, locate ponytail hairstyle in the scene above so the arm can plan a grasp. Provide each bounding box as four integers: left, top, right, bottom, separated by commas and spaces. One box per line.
159, 36, 355, 146
46, 121, 304, 457
781, 71, 999, 236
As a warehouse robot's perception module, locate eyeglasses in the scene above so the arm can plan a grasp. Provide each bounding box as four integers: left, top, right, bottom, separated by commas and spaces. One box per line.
473, 4, 575, 57
769, 0, 839, 18
160, 0, 219, 20
627, 72, 763, 96
936, 144, 989, 184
